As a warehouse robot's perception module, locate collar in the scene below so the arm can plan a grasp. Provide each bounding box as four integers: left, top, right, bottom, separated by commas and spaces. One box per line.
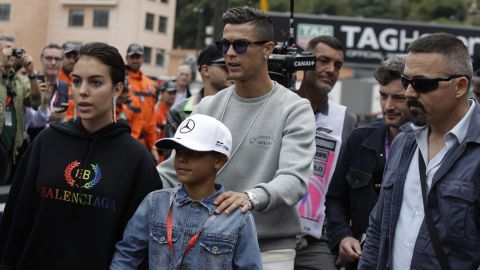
175, 184, 224, 215
361, 120, 388, 152
129, 70, 144, 80
413, 99, 477, 150
448, 99, 475, 144
316, 100, 329, 116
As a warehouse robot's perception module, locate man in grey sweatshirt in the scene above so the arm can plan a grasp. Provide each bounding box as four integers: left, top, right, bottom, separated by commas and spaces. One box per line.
157, 6, 316, 270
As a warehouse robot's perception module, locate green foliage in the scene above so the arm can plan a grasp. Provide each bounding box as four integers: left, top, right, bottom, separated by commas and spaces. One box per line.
407, 0, 467, 22
174, 0, 472, 49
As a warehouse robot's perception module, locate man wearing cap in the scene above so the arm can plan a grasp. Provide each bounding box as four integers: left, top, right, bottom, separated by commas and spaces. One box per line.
165, 44, 233, 138
126, 43, 158, 161
58, 42, 79, 120
154, 80, 176, 162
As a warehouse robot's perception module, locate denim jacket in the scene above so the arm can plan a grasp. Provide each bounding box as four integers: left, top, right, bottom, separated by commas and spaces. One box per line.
359, 105, 480, 270
110, 184, 262, 270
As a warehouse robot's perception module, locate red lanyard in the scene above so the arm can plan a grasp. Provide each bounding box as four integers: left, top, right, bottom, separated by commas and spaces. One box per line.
167, 190, 218, 269
5, 96, 12, 106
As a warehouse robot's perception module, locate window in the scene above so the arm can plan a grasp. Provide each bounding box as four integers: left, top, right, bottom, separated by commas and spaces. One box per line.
155, 49, 165, 66
93, 9, 109, 27
69, 9, 84, 26
160, 0, 168, 3
145, 13, 154, 31
158, 16, 167, 33
0, 4, 11, 21
144, 46, 152, 64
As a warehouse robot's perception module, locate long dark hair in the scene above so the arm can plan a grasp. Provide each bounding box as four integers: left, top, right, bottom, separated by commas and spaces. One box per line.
78, 42, 125, 86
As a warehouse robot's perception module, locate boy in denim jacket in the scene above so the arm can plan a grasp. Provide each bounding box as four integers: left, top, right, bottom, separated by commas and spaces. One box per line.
110, 114, 262, 270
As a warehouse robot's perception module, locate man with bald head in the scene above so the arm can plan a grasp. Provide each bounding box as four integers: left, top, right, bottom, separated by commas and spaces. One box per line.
172, 64, 192, 106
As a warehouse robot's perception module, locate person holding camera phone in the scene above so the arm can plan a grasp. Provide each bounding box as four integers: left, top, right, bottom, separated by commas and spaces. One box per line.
27, 43, 70, 141
0, 35, 41, 185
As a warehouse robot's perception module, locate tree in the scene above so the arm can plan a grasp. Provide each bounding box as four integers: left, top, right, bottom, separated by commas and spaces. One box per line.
173, 0, 471, 49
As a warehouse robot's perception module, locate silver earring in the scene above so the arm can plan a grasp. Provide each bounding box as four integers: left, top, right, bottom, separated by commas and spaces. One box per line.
112, 97, 117, 123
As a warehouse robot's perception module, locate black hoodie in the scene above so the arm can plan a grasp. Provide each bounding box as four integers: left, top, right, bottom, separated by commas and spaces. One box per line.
0, 119, 162, 269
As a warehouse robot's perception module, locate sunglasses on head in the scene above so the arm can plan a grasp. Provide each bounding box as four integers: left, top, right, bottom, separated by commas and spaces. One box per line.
400, 74, 466, 93
215, 39, 269, 54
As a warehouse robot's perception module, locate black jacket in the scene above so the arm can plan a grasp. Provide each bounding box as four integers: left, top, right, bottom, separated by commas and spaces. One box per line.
325, 120, 387, 269
0, 119, 162, 270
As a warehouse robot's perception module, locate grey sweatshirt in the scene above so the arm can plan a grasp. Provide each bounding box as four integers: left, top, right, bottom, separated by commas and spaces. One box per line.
157, 82, 316, 251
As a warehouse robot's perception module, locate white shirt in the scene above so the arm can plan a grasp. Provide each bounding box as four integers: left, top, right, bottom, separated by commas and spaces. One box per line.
173, 90, 188, 107
392, 100, 475, 270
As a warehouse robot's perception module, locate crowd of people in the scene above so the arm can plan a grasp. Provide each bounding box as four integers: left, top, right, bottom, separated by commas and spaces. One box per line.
0, 5, 479, 270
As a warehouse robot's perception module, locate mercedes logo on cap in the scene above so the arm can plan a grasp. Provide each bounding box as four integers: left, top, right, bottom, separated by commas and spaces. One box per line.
179, 119, 195, 133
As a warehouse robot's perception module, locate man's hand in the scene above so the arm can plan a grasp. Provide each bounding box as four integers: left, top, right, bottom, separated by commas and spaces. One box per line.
339, 236, 362, 262
39, 81, 52, 105
20, 54, 35, 76
214, 191, 252, 214
49, 107, 67, 123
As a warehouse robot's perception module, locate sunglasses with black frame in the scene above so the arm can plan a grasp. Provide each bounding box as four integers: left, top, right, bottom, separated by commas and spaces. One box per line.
400, 74, 469, 93
215, 39, 269, 54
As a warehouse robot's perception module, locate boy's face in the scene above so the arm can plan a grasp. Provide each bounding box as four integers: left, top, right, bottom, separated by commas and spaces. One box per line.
173, 146, 226, 185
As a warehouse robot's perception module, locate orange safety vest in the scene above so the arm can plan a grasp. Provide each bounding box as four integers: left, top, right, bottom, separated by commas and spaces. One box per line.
128, 70, 157, 150
58, 70, 75, 120
116, 98, 144, 140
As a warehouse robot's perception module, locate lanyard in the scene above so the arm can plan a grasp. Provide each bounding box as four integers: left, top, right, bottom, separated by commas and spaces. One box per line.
167, 189, 218, 269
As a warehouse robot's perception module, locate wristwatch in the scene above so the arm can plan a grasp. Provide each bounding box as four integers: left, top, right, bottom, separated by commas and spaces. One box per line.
245, 191, 259, 210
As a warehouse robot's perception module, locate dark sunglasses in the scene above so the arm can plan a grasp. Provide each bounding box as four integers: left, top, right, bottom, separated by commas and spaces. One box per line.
215, 39, 269, 54
400, 74, 466, 93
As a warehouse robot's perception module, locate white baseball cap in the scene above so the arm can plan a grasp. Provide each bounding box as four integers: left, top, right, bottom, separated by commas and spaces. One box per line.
155, 114, 232, 158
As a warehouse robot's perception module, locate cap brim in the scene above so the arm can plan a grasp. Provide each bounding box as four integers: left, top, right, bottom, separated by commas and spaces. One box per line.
64, 49, 77, 54
127, 52, 143, 56
155, 137, 212, 152
211, 57, 225, 64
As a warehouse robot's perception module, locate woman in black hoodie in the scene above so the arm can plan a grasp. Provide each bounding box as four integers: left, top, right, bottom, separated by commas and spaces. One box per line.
0, 42, 162, 269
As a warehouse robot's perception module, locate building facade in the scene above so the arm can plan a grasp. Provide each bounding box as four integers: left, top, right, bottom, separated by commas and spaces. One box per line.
0, 0, 176, 78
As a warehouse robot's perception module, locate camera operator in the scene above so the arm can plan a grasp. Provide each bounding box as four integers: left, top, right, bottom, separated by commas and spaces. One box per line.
0, 35, 41, 185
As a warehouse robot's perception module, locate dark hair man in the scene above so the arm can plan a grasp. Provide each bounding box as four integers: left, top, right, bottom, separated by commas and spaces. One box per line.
359, 33, 480, 270
325, 55, 411, 270
157, 7, 316, 270
293, 35, 357, 270
0, 35, 41, 185
164, 44, 233, 138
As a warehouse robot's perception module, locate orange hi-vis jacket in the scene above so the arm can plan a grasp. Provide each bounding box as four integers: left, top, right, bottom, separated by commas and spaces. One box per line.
58, 70, 75, 120
155, 100, 169, 141
154, 100, 170, 163
128, 70, 157, 150
116, 98, 144, 140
